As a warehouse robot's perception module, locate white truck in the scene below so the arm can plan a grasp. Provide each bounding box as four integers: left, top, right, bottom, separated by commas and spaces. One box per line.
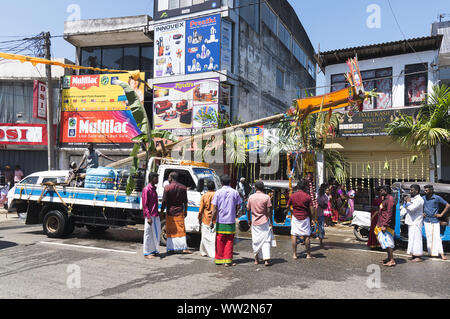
7, 157, 222, 244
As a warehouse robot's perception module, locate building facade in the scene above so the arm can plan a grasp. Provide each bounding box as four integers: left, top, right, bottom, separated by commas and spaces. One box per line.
62, 0, 316, 174
0, 59, 72, 176
318, 35, 444, 210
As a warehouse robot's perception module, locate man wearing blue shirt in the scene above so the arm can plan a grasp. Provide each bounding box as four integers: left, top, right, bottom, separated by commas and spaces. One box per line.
422, 185, 450, 260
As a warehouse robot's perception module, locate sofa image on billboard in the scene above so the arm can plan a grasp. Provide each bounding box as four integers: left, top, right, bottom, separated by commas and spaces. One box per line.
180, 108, 193, 125
155, 100, 173, 114
176, 100, 189, 113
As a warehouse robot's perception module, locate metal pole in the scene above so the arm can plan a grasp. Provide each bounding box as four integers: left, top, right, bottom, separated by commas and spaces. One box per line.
44, 32, 55, 170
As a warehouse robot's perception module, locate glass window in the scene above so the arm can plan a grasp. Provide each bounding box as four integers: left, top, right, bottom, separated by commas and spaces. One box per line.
276, 68, 285, 89
158, 0, 169, 10
19, 176, 39, 185
80, 48, 101, 74
123, 46, 140, 71
102, 47, 123, 70
405, 63, 428, 106
169, 0, 179, 9
180, 0, 192, 7
308, 59, 316, 79
193, 0, 204, 4
278, 21, 291, 50
261, 2, 277, 35
239, 0, 259, 32
331, 68, 392, 109
140, 46, 154, 73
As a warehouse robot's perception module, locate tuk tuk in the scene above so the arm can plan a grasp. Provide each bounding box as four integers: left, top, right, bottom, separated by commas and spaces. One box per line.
392, 182, 450, 242
238, 180, 292, 232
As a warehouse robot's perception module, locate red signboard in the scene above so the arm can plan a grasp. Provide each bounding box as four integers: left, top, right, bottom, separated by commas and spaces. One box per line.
33, 80, 47, 120
0, 124, 47, 145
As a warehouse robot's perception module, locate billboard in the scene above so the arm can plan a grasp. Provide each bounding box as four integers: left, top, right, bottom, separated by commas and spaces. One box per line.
0, 124, 47, 146
60, 73, 145, 147
154, 0, 222, 21
186, 14, 221, 74
33, 80, 47, 120
60, 111, 142, 148
153, 78, 219, 133
154, 21, 186, 78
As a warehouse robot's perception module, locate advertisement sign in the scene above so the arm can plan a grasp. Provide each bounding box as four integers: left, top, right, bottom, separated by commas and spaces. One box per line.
245, 126, 263, 154
154, 21, 186, 78
221, 19, 232, 73
153, 78, 219, 133
186, 14, 221, 74
338, 108, 419, 137
61, 73, 145, 111
154, 0, 222, 21
0, 124, 47, 145
60, 111, 142, 148
33, 80, 47, 120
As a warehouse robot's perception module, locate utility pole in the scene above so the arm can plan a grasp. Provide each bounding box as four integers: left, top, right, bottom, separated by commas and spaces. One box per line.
44, 32, 55, 170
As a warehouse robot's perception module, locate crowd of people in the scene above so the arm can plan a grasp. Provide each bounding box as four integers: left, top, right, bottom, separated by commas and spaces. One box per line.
141, 172, 449, 268
0, 165, 24, 208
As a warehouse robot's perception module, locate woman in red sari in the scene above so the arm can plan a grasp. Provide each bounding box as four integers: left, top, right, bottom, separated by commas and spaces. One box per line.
368, 186, 382, 249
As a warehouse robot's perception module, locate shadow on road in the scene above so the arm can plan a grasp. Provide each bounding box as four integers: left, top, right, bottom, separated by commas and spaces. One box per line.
0, 240, 18, 250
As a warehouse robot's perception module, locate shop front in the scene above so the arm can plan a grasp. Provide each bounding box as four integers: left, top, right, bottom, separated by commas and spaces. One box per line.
333, 108, 431, 211
0, 123, 50, 177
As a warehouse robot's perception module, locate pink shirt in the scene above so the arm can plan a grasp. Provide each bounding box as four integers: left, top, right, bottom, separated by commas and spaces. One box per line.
247, 191, 272, 226
142, 184, 159, 219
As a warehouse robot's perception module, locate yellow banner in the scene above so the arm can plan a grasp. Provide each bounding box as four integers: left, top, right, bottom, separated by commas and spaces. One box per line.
62, 73, 145, 111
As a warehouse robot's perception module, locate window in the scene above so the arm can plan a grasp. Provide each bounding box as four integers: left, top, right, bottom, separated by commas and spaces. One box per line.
240, 0, 259, 32
140, 46, 154, 73
261, 1, 277, 35
19, 176, 39, 185
276, 68, 285, 89
308, 59, 316, 80
278, 21, 291, 50
123, 46, 140, 71
80, 48, 101, 75
405, 63, 428, 106
169, 0, 180, 9
102, 47, 123, 70
293, 41, 307, 68
331, 67, 393, 110
163, 169, 197, 190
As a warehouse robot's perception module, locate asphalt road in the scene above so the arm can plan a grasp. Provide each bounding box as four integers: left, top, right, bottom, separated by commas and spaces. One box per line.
1, 212, 450, 300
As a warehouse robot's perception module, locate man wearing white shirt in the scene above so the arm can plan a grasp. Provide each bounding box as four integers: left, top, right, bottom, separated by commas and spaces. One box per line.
400, 184, 424, 262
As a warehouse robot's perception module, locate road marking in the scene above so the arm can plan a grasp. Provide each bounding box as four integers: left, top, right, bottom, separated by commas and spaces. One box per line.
39, 242, 137, 254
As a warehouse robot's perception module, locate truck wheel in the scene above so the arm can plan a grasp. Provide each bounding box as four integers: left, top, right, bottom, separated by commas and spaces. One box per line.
64, 218, 75, 236
160, 220, 167, 247
86, 225, 109, 233
43, 210, 67, 239
353, 226, 369, 242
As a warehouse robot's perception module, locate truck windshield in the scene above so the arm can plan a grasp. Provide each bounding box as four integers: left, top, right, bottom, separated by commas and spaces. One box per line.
193, 168, 222, 191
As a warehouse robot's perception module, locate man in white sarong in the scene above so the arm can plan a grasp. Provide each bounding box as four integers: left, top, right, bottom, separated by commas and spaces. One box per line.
247, 181, 273, 267
400, 184, 424, 262
198, 181, 216, 258
142, 173, 161, 259
423, 185, 449, 260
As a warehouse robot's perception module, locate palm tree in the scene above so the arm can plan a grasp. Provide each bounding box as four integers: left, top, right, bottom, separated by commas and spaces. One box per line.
385, 84, 450, 182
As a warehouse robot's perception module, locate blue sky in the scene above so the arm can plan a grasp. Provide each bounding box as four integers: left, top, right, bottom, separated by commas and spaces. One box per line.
1, 0, 449, 92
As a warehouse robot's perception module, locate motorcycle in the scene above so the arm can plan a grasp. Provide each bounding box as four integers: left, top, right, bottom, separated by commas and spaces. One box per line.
351, 210, 371, 242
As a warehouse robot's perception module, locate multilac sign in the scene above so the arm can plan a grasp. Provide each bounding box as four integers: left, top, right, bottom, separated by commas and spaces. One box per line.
0, 124, 47, 145
33, 80, 47, 120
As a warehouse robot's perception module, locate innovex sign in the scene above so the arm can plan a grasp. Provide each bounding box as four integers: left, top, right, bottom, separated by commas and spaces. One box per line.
70, 75, 100, 90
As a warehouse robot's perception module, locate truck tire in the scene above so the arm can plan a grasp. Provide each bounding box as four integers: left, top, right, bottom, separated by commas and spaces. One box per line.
64, 218, 76, 236
353, 226, 369, 242
160, 219, 167, 247
86, 225, 109, 233
43, 210, 67, 238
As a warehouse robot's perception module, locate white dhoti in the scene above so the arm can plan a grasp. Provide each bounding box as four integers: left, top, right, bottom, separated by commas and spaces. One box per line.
199, 224, 216, 258
143, 216, 161, 256
252, 222, 272, 261
407, 223, 424, 256
167, 237, 188, 252
291, 216, 311, 237
424, 222, 444, 256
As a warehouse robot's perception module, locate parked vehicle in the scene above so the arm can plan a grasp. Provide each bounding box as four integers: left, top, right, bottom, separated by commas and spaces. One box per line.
392, 182, 450, 242
351, 210, 371, 242
238, 180, 292, 232
7, 158, 221, 245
